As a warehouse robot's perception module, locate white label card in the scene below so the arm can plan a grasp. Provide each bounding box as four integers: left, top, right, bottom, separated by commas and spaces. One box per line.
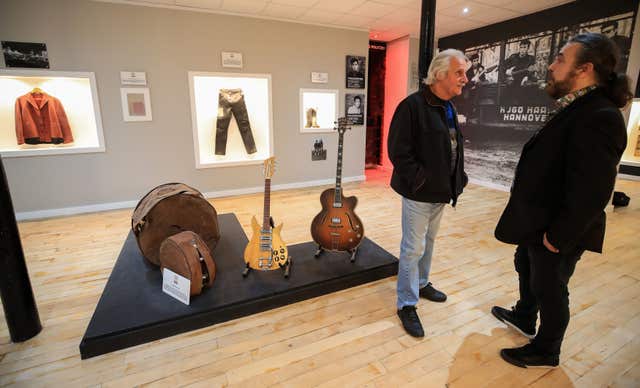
120, 71, 147, 85
221, 52, 243, 68
311, 72, 329, 83
162, 268, 190, 305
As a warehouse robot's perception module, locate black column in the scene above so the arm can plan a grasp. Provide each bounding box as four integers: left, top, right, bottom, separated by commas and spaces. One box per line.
0, 155, 42, 342
418, 0, 437, 89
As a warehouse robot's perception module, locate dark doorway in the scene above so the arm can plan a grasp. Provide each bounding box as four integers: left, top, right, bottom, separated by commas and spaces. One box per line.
365, 41, 386, 168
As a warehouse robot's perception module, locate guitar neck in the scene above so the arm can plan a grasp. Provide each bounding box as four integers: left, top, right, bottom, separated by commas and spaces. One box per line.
262, 178, 271, 231
334, 131, 345, 205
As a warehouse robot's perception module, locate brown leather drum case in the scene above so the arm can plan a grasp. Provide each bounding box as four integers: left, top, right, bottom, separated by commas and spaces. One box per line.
159, 231, 216, 296
132, 183, 220, 266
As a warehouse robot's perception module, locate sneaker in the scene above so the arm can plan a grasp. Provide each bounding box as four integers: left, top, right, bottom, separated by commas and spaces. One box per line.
500, 343, 559, 368
397, 305, 424, 337
419, 282, 447, 302
491, 306, 536, 339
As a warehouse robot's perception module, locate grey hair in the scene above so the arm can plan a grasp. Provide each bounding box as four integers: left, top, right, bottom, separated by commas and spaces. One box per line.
423, 49, 469, 85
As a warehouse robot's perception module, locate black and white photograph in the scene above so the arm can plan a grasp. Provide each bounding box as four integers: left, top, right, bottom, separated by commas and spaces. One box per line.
345, 55, 365, 88
445, 7, 637, 189
1, 41, 49, 68
460, 43, 501, 125
345, 93, 364, 125
311, 138, 327, 161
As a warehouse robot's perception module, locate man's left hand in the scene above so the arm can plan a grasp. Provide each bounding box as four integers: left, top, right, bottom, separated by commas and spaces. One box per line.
543, 232, 559, 253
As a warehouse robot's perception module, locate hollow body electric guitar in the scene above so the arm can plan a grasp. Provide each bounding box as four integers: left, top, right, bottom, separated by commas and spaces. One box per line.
310, 117, 364, 261
243, 157, 290, 276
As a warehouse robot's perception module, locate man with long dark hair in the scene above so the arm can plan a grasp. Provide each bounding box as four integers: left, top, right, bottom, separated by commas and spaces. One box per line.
491, 33, 632, 368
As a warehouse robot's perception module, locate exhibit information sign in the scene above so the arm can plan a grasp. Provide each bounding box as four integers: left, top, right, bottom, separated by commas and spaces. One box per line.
162, 268, 190, 305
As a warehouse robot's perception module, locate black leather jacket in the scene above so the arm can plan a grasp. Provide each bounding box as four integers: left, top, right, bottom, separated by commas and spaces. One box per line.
388, 87, 468, 206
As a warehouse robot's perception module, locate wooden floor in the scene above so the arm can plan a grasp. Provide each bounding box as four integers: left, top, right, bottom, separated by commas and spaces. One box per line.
1, 171, 639, 387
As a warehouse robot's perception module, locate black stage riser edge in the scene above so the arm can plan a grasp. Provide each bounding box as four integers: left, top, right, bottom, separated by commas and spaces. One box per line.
0, 155, 42, 342
79, 263, 397, 359
620, 164, 640, 176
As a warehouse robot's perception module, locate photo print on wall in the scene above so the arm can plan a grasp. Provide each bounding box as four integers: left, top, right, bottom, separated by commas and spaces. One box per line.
2, 41, 49, 69
345, 55, 365, 89
345, 93, 364, 125
311, 138, 327, 161
443, 7, 636, 189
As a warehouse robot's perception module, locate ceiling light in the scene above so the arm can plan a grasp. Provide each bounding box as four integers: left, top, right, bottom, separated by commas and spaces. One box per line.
463, 7, 469, 13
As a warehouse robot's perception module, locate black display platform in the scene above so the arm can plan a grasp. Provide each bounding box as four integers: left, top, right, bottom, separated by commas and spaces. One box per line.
79, 213, 398, 359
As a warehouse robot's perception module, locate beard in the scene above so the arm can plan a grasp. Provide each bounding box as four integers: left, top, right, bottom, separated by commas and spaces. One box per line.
545, 69, 577, 99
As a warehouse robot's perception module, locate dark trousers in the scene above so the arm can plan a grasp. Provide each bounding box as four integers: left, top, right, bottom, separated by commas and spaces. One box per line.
215, 89, 257, 156
513, 243, 584, 355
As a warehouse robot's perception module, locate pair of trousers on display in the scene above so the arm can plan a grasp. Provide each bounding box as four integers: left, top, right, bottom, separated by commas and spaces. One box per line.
513, 244, 584, 355
396, 197, 445, 309
215, 89, 257, 156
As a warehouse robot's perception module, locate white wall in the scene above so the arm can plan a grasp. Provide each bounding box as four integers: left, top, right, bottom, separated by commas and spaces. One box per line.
0, 0, 369, 216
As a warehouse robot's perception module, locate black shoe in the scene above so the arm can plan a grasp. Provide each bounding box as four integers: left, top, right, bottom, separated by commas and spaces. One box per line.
491, 306, 536, 339
500, 343, 559, 369
397, 305, 424, 337
419, 282, 447, 302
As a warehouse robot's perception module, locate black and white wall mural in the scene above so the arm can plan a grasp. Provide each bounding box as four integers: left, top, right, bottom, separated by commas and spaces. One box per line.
439, 0, 637, 188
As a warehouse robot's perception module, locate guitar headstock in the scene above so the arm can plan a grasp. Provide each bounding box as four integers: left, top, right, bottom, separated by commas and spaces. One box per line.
263, 157, 276, 179
334, 117, 352, 135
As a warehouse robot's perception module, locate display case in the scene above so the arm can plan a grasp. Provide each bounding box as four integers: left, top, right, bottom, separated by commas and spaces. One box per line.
0, 69, 105, 157
623, 98, 640, 163
189, 72, 273, 168
299, 88, 339, 133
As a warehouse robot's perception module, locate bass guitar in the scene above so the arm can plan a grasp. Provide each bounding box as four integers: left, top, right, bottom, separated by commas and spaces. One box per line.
310, 117, 364, 262
243, 157, 290, 276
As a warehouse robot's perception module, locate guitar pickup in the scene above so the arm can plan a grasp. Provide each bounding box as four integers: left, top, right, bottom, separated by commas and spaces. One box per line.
332, 203, 343, 208
260, 236, 272, 241
331, 217, 341, 224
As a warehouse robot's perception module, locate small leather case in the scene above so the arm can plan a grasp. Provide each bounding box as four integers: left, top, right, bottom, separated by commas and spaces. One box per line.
159, 231, 216, 296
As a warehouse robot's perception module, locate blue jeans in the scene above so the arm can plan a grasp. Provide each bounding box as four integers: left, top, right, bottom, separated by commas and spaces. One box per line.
397, 197, 445, 309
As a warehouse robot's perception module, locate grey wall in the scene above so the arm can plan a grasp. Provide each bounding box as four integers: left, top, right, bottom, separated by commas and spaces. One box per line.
0, 0, 369, 214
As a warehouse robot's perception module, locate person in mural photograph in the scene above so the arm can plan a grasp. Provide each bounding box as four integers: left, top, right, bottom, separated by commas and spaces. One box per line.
504, 40, 536, 87
388, 49, 469, 337
601, 20, 631, 72
463, 53, 488, 123
492, 32, 632, 368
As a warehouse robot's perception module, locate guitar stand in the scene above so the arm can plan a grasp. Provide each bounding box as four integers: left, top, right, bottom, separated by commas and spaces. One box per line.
242, 257, 292, 278
280, 257, 292, 278
314, 245, 358, 263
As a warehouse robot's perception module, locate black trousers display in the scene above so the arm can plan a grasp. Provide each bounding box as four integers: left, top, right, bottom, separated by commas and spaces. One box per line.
513, 243, 583, 355
215, 88, 257, 156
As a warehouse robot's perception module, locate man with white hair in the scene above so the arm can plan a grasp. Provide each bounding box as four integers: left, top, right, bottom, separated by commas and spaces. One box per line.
388, 49, 470, 337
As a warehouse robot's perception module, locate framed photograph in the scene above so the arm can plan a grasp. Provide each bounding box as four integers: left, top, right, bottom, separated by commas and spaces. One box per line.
188, 72, 273, 168
345, 93, 365, 125
120, 87, 152, 122
299, 88, 339, 133
2, 41, 49, 69
346, 55, 365, 89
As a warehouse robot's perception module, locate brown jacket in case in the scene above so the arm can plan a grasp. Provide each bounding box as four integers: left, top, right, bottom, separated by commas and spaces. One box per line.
15, 92, 74, 145
159, 231, 216, 296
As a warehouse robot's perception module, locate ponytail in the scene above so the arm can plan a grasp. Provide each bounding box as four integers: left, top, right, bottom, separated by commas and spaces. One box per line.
569, 33, 633, 108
